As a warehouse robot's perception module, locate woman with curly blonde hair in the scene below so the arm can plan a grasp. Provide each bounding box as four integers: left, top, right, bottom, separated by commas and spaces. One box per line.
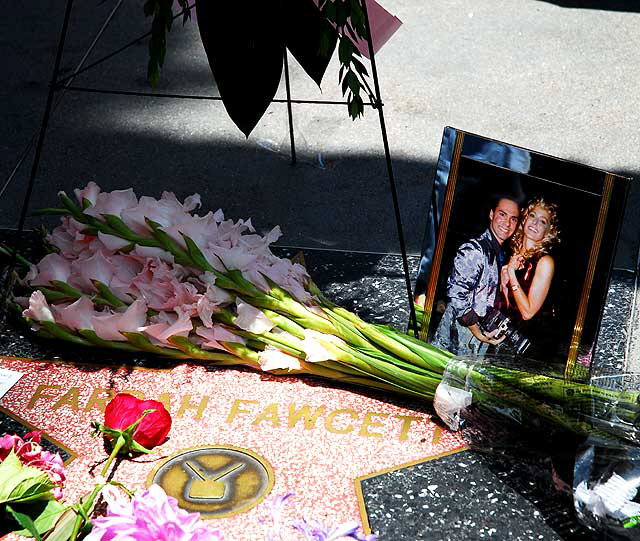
499, 197, 560, 322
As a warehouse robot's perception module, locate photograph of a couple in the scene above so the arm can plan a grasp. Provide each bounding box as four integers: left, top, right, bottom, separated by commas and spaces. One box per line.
415, 135, 628, 373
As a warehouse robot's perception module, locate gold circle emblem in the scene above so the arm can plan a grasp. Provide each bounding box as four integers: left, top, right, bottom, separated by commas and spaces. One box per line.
147, 445, 274, 519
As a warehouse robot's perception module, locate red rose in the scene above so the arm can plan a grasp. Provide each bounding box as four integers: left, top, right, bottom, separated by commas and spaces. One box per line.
103, 393, 171, 450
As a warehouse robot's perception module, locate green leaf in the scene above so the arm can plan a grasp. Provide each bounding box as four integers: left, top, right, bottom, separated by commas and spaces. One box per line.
351, 56, 369, 77
38, 287, 73, 304
346, 70, 360, 95
49, 280, 83, 299
6, 504, 42, 541
338, 36, 353, 65
40, 321, 93, 347
30, 208, 70, 217
102, 214, 135, 238
168, 336, 239, 361
335, 1, 350, 27
0, 451, 55, 505
10, 500, 66, 537
181, 234, 214, 271
122, 332, 191, 358
323, 1, 337, 22
78, 330, 140, 352
92, 281, 127, 308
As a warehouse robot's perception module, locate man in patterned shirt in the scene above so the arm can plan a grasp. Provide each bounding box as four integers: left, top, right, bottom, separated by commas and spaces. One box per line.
433, 197, 520, 355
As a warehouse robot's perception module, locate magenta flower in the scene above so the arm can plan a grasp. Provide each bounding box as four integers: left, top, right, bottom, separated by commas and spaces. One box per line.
0, 431, 66, 500
85, 484, 223, 541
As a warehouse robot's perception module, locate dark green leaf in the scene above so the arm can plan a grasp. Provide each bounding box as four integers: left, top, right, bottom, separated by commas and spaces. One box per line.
351, 55, 369, 77
195, 0, 285, 136
283, 0, 337, 87
338, 36, 353, 65
323, 1, 337, 23
335, 1, 350, 27
346, 70, 360, 95
10, 500, 65, 537
6, 504, 42, 541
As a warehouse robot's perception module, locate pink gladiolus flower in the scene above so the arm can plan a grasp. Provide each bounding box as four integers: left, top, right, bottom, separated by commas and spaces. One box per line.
235, 299, 275, 334
84, 188, 138, 220
142, 308, 194, 346
130, 259, 197, 311
165, 212, 218, 251
301, 329, 344, 363
131, 245, 175, 264
92, 299, 148, 341
97, 231, 130, 252
29, 253, 71, 286
85, 484, 223, 541
196, 275, 234, 327
52, 296, 96, 331
120, 192, 200, 236
69, 251, 118, 293
0, 431, 66, 500
258, 346, 302, 372
74, 181, 101, 206
23, 290, 55, 323
195, 325, 245, 350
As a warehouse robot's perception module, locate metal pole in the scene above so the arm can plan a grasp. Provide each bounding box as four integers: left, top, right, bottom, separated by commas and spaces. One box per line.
0, 0, 76, 323
283, 50, 297, 165
359, 0, 419, 337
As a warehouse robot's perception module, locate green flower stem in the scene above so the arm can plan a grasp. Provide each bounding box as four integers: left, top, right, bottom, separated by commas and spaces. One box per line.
40, 321, 94, 347
262, 309, 306, 339
0, 242, 33, 268
92, 281, 127, 308
487, 367, 639, 424
100, 434, 126, 477
327, 306, 428, 367
78, 330, 141, 352
122, 332, 192, 358
323, 341, 440, 397
449, 361, 611, 437
232, 329, 305, 358
168, 336, 245, 362
374, 324, 453, 371
69, 483, 103, 541
218, 342, 263, 370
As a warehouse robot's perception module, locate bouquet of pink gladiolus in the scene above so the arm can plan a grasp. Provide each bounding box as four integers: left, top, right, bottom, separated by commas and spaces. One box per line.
8, 184, 640, 448
10, 183, 450, 401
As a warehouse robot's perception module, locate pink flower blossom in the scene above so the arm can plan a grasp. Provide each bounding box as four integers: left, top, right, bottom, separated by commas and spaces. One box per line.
84, 188, 138, 220
47, 216, 97, 258
120, 192, 201, 236
74, 181, 101, 206
196, 274, 234, 327
195, 325, 245, 350
235, 299, 275, 334
85, 484, 223, 541
92, 299, 148, 341
0, 432, 66, 500
142, 308, 194, 346
52, 296, 97, 331
130, 259, 197, 311
69, 251, 118, 293
29, 253, 71, 286
258, 346, 302, 372
23, 290, 55, 323
300, 329, 344, 363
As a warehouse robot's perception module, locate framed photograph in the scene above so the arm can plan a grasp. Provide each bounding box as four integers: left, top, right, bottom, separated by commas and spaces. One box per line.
414, 128, 630, 380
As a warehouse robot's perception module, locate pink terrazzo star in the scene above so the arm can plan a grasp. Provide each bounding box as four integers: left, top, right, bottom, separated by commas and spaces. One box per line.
0, 356, 465, 540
